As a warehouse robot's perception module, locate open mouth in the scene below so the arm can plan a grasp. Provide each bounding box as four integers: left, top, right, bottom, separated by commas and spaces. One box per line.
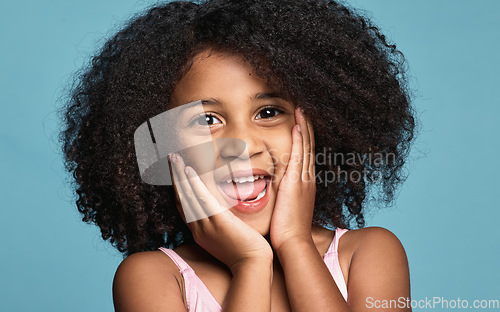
217, 175, 269, 202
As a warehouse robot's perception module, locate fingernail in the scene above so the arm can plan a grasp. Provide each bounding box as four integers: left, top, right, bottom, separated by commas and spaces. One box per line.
297, 125, 302, 132
184, 166, 192, 176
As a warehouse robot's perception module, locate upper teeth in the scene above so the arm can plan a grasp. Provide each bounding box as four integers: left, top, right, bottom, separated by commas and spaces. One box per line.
224, 175, 265, 183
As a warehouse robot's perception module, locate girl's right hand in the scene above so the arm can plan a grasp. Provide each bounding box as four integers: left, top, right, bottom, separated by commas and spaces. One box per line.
168, 153, 273, 272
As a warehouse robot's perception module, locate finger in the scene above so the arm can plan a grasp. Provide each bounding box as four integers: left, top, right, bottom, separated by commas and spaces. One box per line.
305, 113, 316, 179
183, 165, 231, 222
168, 153, 187, 223
295, 107, 311, 181
169, 153, 196, 223
285, 123, 303, 183
170, 153, 206, 224
176, 155, 235, 225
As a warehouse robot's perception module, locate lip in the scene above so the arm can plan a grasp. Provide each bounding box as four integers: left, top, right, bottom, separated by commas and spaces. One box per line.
216, 176, 271, 214
216, 168, 271, 183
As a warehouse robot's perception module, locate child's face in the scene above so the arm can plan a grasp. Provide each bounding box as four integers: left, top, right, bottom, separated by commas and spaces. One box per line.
169, 50, 296, 235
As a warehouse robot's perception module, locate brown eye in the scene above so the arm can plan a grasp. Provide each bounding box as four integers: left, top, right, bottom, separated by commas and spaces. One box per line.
192, 114, 222, 126
256, 107, 283, 120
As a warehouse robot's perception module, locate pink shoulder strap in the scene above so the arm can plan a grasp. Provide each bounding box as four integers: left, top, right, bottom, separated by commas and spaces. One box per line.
325, 227, 348, 254
158, 247, 191, 274
158, 247, 223, 311
323, 227, 349, 301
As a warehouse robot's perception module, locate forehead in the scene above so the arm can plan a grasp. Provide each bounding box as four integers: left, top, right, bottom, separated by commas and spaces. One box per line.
170, 50, 273, 107
186, 50, 250, 75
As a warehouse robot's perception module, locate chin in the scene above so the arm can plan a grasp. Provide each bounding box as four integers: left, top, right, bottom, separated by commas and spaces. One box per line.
248, 217, 272, 236
237, 216, 271, 237
229, 194, 276, 237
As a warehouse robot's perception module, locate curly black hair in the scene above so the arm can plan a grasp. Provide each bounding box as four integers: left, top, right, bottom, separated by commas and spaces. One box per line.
59, 0, 415, 256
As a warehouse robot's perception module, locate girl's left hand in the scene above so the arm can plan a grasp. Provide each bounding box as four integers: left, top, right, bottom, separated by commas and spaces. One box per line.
269, 107, 316, 253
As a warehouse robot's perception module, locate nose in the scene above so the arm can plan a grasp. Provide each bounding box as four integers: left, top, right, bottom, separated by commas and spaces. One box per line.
216, 122, 264, 160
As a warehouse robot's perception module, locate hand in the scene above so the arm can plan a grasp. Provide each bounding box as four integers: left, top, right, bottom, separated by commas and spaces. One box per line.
269, 107, 316, 253
168, 153, 273, 271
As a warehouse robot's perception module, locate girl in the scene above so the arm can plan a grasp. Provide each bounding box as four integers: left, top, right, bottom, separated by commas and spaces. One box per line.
60, 0, 416, 311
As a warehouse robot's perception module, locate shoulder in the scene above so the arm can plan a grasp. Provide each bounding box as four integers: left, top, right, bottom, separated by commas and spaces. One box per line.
113, 250, 186, 312
113, 250, 180, 281
340, 227, 411, 307
340, 226, 409, 269
341, 226, 407, 252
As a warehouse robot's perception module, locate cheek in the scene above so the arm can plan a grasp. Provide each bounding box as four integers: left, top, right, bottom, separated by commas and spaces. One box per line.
266, 128, 293, 173
176, 135, 219, 176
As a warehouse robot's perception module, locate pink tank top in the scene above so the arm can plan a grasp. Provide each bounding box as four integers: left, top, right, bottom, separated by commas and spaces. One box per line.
159, 228, 348, 311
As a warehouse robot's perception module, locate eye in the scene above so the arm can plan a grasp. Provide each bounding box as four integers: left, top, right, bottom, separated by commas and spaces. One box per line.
255, 107, 284, 120
191, 113, 222, 126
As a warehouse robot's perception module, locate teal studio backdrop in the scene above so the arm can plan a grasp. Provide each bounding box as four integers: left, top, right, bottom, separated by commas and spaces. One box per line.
1, 0, 499, 311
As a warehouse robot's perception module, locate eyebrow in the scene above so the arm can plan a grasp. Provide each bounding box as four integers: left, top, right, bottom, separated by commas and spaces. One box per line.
181, 93, 284, 108
180, 98, 221, 108
201, 98, 223, 105
255, 92, 283, 100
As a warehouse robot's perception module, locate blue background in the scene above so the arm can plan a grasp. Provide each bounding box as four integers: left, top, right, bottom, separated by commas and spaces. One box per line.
1, 0, 499, 311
